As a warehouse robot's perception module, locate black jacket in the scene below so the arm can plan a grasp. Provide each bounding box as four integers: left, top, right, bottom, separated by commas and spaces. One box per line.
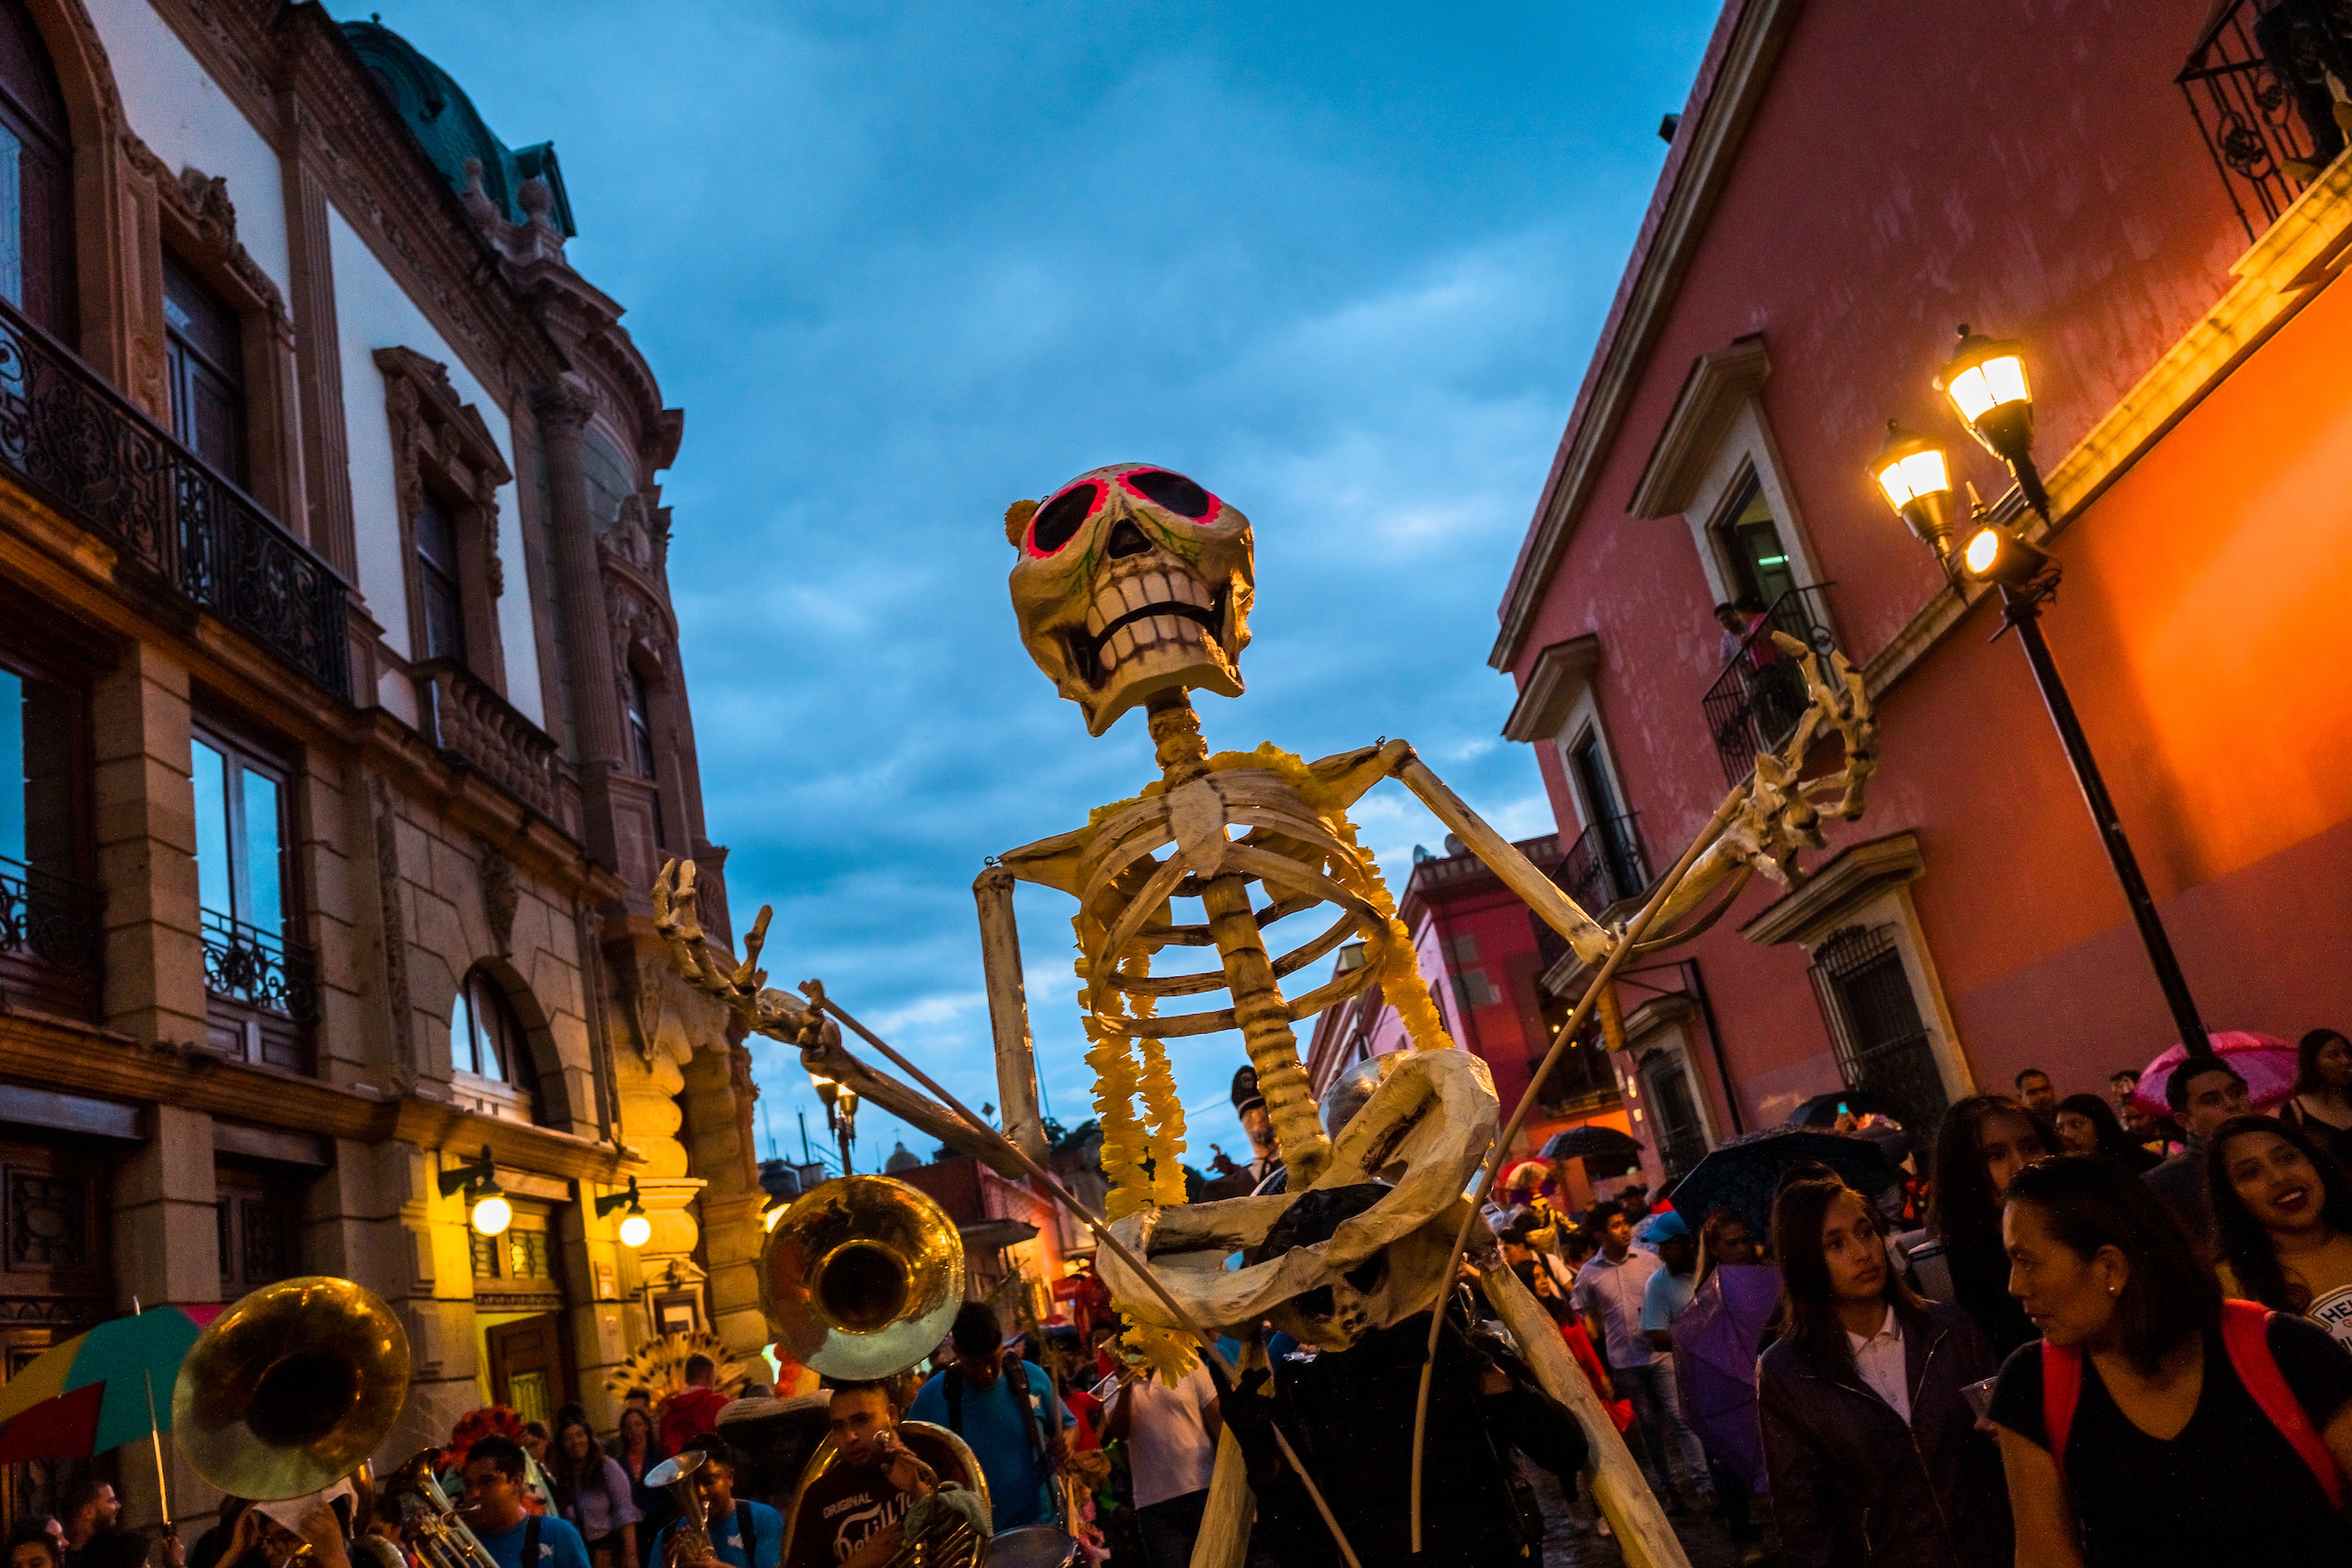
1220, 1309, 1586, 1568
1757, 1299, 2012, 1568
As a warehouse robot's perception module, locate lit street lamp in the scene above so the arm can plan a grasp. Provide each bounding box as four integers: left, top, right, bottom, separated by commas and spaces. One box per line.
1873, 338, 2212, 1060
810, 1069, 859, 1175
438, 1144, 513, 1236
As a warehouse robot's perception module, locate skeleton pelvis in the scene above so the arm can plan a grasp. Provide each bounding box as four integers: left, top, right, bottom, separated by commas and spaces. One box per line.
1099, 1048, 1498, 1335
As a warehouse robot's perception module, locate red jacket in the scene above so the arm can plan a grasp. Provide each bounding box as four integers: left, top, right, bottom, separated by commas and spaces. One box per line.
659, 1386, 731, 1454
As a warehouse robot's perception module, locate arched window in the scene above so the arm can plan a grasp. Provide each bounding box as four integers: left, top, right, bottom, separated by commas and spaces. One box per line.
0, 0, 70, 336
450, 966, 540, 1115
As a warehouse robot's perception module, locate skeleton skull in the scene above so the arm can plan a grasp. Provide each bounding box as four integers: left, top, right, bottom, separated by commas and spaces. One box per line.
1006, 463, 1255, 736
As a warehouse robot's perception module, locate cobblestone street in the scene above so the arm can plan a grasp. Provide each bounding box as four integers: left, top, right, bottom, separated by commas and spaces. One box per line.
1519, 1459, 1777, 1568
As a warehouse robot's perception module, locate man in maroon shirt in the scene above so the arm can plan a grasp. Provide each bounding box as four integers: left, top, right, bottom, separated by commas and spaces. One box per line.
660, 1356, 734, 1456
784, 1384, 970, 1568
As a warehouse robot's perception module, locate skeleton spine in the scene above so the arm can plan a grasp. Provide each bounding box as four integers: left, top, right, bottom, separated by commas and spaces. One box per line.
1147, 692, 1333, 1184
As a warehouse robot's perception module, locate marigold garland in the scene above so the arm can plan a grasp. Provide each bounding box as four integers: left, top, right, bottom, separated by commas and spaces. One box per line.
1073, 741, 1454, 1384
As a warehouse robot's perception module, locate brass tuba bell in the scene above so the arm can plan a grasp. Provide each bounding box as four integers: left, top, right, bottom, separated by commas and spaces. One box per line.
172, 1276, 413, 1501
761, 1176, 964, 1378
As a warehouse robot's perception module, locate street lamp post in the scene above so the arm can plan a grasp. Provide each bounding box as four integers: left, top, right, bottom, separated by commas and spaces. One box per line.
1873, 334, 2214, 1060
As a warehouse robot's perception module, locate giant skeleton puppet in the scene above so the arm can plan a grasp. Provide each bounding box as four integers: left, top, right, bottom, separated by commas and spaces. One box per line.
652, 463, 1879, 1568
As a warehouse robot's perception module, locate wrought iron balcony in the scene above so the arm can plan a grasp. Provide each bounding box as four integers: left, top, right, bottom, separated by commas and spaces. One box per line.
1559, 811, 1650, 915
201, 908, 318, 1073
1701, 584, 1838, 785
414, 657, 565, 821
0, 295, 349, 698
0, 853, 103, 1018
2181, 0, 2352, 240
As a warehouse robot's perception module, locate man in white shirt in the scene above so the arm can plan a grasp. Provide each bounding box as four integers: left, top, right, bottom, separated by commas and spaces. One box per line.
1104, 1358, 1221, 1568
1569, 1199, 1708, 1512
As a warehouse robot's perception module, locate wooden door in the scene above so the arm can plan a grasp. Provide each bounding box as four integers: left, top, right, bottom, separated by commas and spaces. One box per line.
485, 1314, 565, 1425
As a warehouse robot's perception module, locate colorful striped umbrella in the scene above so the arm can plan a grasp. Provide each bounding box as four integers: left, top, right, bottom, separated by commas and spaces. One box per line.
0, 1303, 223, 1464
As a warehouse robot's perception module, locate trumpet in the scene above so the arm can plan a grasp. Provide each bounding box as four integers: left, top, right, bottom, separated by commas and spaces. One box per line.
644, 1450, 714, 1567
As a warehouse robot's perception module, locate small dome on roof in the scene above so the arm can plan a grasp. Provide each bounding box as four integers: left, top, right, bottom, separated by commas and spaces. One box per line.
883, 1141, 921, 1174
340, 20, 576, 238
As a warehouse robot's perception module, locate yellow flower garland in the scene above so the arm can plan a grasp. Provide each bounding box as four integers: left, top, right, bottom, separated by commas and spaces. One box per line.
1073, 741, 1453, 1383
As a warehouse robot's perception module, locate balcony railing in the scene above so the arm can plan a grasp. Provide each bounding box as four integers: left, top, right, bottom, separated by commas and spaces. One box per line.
201, 908, 317, 1073
0, 295, 349, 698
0, 853, 103, 1018
414, 657, 565, 821
1701, 584, 1837, 785
1558, 811, 1650, 915
2181, 0, 2352, 240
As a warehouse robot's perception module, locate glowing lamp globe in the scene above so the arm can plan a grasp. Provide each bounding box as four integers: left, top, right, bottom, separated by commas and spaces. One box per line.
470, 1192, 514, 1237
1871, 421, 1957, 552
618, 1211, 653, 1248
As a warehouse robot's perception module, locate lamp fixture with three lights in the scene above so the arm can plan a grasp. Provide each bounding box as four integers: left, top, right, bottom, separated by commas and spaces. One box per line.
1868, 326, 2212, 1060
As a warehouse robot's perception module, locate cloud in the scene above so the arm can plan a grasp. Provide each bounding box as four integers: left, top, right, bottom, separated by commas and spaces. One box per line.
339, 0, 1711, 1180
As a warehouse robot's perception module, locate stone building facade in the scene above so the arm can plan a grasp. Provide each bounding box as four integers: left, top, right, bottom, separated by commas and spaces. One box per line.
0, 0, 758, 1528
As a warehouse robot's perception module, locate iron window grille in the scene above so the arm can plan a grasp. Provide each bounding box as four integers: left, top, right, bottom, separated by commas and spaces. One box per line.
2181, 0, 2352, 240
1643, 1055, 1709, 1182
1559, 812, 1650, 913
1807, 924, 1951, 1139
0, 293, 348, 697
1703, 584, 1838, 785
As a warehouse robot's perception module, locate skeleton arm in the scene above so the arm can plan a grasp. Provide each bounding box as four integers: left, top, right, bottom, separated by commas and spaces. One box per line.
975, 864, 1050, 1165
651, 859, 1025, 1175
1380, 746, 1615, 967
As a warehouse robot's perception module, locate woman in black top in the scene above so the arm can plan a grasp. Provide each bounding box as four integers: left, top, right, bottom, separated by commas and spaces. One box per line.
606, 1402, 671, 1568
1991, 1155, 2352, 1568
1926, 1094, 2055, 1356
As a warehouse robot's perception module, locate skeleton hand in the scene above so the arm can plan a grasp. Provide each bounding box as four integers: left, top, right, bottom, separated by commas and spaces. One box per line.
651, 859, 829, 1046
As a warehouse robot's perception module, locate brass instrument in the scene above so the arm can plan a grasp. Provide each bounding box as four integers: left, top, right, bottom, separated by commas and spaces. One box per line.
173, 1276, 411, 1502
760, 1176, 964, 1379
380, 1449, 507, 1568
644, 1449, 714, 1567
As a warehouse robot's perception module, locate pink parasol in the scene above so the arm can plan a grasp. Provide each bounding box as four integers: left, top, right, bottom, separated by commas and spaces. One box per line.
2132, 1031, 2297, 1117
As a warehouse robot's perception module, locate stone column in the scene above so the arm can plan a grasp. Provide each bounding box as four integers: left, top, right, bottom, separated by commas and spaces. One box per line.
680, 1039, 767, 1356
92, 644, 207, 1044
531, 378, 629, 871
110, 1104, 215, 1532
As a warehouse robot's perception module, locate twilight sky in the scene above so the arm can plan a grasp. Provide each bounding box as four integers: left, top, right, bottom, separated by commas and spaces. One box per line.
331, 1, 1715, 1176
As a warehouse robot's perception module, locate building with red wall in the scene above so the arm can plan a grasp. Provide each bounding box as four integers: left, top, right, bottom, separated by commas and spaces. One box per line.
1490, 0, 2352, 1178
1304, 833, 1642, 1197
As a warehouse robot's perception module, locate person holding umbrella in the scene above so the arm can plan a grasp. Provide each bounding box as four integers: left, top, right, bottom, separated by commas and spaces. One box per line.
1759, 1176, 2010, 1568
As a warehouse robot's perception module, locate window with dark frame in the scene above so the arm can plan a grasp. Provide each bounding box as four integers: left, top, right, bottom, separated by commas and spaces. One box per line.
1808, 924, 1951, 1139
162, 252, 246, 485
626, 666, 668, 848
193, 725, 313, 1069
1715, 479, 1799, 611
415, 491, 467, 663
451, 966, 542, 1119
0, 0, 72, 338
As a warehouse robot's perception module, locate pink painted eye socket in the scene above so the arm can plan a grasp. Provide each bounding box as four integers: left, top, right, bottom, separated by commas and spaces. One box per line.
1120, 468, 1216, 520
1028, 481, 1104, 555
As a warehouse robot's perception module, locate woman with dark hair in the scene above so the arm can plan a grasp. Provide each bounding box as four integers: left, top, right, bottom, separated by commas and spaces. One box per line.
2210, 1112, 2352, 1346
2281, 1027, 2352, 1164
1757, 1177, 2010, 1568
2052, 1093, 2162, 1174
1918, 1094, 2053, 1356
549, 1405, 640, 1568
606, 1402, 670, 1567
1991, 1154, 2352, 1567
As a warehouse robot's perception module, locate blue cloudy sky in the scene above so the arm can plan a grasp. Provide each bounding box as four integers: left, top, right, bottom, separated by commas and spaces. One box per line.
335, 1, 1715, 1174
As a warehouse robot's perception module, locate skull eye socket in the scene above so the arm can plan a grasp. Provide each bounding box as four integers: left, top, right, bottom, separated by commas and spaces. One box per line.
1029, 482, 1103, 555
1294, 1286, 1335, 1319
1123, 468, 1215, 520
1343, 1255, 1386, 1293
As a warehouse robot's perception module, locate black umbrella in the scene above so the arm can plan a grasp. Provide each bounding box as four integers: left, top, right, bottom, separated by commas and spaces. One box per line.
1785, 1088, 1909, 1129
1539, 1125, 1645, 1168
1666, 1128, 1900, 1241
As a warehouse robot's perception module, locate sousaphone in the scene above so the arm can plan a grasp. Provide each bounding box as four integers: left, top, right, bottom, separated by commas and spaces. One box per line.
173, 1275, 412, 1501
761, 1176, 964, 1378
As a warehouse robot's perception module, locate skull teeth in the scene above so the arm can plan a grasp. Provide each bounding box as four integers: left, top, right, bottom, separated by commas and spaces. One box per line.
1085, 569, 1216, 638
